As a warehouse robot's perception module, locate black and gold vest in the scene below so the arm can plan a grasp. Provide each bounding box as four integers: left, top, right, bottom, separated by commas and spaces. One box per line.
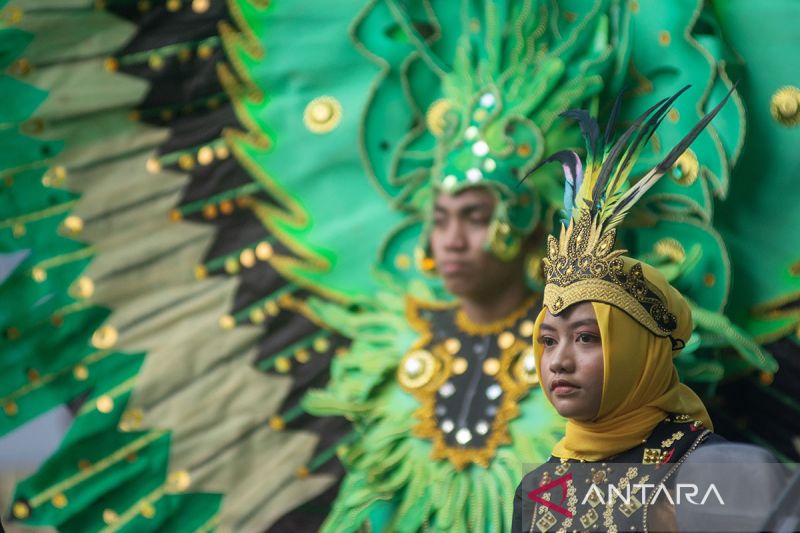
513, 416, 718, 533
396, 293, 541, 469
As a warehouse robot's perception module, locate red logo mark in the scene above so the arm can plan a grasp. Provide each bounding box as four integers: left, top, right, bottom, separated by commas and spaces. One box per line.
527, 473, 574, 518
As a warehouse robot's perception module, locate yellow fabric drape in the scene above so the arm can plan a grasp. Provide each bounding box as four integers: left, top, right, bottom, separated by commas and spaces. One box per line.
532, 300, 712, 461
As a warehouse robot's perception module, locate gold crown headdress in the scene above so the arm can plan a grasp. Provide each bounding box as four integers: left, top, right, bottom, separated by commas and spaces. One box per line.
523, 85, 734, 337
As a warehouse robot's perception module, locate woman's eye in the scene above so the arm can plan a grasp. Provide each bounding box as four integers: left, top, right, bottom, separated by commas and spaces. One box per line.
577, 333, 599, 343
538, 336, 556, 347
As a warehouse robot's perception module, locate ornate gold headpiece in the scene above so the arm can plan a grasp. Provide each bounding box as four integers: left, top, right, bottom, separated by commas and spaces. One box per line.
525, 85, 734, 337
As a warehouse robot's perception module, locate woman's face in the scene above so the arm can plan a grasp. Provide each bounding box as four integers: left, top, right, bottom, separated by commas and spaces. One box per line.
537, 302, 604, 421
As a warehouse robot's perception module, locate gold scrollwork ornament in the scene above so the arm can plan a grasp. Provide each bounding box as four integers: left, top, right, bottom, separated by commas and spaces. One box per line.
397, 349, 439, 390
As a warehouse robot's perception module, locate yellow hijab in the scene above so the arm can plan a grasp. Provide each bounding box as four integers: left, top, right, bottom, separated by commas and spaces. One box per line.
532, 296, 713, 461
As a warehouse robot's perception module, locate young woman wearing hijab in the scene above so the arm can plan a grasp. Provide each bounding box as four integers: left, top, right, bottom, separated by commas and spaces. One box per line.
511, 86, 735, 532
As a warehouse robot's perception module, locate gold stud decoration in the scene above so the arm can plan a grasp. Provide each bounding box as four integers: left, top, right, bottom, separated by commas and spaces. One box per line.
62, 215, 84, 235
249, 308, 265, 324
96, 395, 114, 414
519, 319, 535, 338
219, 315, 236, 330
240, 248, 256, 268
167, 470, 191, 492
770, 86, 800, 127
269, 416, 285, 431
482, 357, 500, 376
91, 325, 118, 349
452, 357, 468, 375
394, 254, 411, 271
312, 337, 330, 353
52, 493, 68, 509
497, 331, 515, 350
146, 157, 162, 174
513, 349, 539, 386
444, 337, 461, 355
141, 502, 156, 519
70, 276, 95, 299
255, 242, 273, 260
4, 401, 18, 416
31, 267, 47, 282
73, 364, 89, 381
426, 99, 452, 136
198, 146, 214, 165
12, 501, 30, 519
304, 96, 342, 134
103, 509, 119, 525
275, 357, 291, 373
192, 0, 209, 13
397, 349, 438, 390
672, 148, 699, 186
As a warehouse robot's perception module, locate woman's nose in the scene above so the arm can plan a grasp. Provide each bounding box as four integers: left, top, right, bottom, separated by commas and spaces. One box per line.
548, 344, 574, 373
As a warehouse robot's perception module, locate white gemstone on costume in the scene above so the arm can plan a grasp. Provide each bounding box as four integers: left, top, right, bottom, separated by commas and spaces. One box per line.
523, 353, 536, 372
435, 405, 446, 416
404, 357, 422, 376
472, 140, 489, 157
439, 381, 456, 398
480, 93, 496, 108
442, 174, 457, 190
441, 419, 455, 433
466, 168, 483, 182
465, 126, 479, 140
475, 420, 490, 435
483, 158, 497, 172
455, 427, 473, 444
486, 384, 502, 400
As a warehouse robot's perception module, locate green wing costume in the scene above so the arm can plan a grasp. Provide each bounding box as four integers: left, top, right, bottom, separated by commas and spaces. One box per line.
0, 0, 797, 531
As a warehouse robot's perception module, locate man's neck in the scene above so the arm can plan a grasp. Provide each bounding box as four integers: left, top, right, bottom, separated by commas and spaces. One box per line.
459, 282, 533, 325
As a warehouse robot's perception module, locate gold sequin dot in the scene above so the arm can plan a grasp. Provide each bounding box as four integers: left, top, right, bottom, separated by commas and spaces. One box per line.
177, 48, 192, 61
198, 146, 214, 165
202, 203, 218, 220
73, 365, 89, 381
168, 209, 183, 222
32, 267, 47, 282
192, 0, 209, 13
255, 242, 273, 261
630, 0, 639, 12
146, 157, 162, 174
194, 265, 207, 280
27, 368, 40, 382
178, 154, 195, 170
51, 314, 64, 327
96, 395, 114, 414
444, 337, 461, 355
452, 357, 469, 375
759, 371, 774, 385
668, 108, 680, 123
219, 315, 236, 330
168, 470, 191, 492
71, 276, 95, 299
672, 148, 699, 186
148, 54, 164, 70
269, 416, 285, 431
770, 86, 800, 127
295, 349, 310, 363
141, 502, 155, 519
703, 273, 716, 287
275, 357, 291, 373
78, 459, 92, 471
420, 257, 436, 272
296, 466, 310, 478
312, 337, 330, 353
12, 223, 25, 237
498, 331, 515, 350
249, 308, 265, 324
265, 301, 280, 316
519, 320, 535, 338
240, 248, 256, 268
304, 96, 343, 134
214, 144, 230, 159
92, 325, 118, 349
482, 357, 500, 376
197, 44, 214, 59
166, 0, 181, 11
394, 254, 411, 271
426, 99, 452, 137
62, 215, 84, 235
52, 493, 68, 508
4, 402, 18, 416
12, 501, 30, 519
104, 57, 119, 72
223, 256, 239, 274
659, 31, 671, 46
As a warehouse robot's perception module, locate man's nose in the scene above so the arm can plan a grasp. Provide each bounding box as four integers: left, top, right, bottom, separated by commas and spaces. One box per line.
443, 220, 468, 250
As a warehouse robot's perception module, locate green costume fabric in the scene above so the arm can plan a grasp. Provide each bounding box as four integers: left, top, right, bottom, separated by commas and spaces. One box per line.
0, 0, 797, 532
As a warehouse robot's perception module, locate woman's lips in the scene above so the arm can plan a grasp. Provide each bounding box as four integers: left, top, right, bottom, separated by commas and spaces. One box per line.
550, 379, 579, 396
439, 262, 469, 275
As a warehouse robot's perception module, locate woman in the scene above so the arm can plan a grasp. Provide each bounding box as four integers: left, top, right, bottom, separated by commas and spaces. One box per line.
511, 86, 734, 532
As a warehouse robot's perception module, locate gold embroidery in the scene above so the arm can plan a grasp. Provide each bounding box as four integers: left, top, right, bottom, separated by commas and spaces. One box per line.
454, 293, 540, 335
543, 212, 677, 336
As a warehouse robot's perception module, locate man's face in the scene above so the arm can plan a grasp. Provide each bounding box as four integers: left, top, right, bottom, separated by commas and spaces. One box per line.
537, 302, 604, 421
430, 188, 525, 300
